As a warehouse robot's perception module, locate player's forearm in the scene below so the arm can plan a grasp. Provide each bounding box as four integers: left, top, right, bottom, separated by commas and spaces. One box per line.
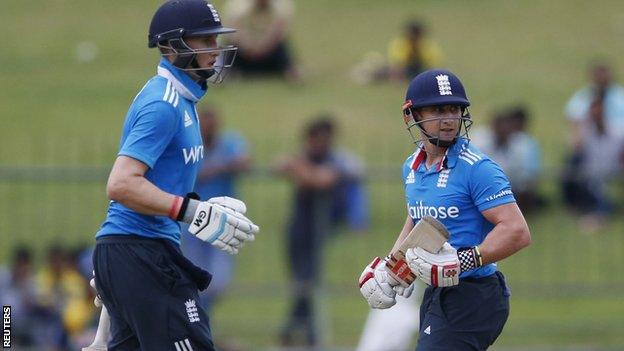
478, 218, 531, 265
390, 215, 415, 253
107, 174, 176, 217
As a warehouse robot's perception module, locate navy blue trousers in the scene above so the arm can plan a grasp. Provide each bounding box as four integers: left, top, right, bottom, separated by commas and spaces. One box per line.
93, 235, 215, 351
416, 271, 511, 350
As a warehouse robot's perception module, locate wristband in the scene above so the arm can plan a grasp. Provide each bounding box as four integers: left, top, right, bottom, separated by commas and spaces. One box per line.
168, 196, 183, 220
169, 192, 201, 221
457, 246, 483, 273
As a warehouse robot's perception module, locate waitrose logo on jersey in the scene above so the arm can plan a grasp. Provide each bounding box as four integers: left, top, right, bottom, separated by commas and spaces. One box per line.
183, 145, 204, 165
408, 201, 459, 219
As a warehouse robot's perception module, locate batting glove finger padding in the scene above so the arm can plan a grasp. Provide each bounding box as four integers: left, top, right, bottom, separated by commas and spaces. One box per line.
188, 201, 259, 254
221, 208, 259, 240
207, 196, 247, 214
358, 257, 398, 309
406, 242, 460, 287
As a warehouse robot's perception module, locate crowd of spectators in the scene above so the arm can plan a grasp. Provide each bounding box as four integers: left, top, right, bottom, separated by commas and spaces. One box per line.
0, 246, 97, 350
561, 63, 624, 232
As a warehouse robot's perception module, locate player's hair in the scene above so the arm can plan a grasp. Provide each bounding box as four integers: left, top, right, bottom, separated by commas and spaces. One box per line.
405, 20, 425, 37
305, 114, 335, 138
12, 246, 32, 265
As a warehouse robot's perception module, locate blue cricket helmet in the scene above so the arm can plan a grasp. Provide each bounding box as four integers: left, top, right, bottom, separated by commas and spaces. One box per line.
148, 0, 235, 48
402, 69, 473, 148
404, 69, 470, 109
148, 0, 237, 84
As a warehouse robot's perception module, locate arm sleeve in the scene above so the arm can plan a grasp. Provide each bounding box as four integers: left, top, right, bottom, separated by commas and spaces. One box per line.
118, 101, 179, 168
469, 159, 516, 212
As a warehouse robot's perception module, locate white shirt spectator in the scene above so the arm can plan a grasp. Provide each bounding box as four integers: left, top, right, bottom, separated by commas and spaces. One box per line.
471, 128, 542, 192
578, 121, 624, 181
565, 84, 624, 138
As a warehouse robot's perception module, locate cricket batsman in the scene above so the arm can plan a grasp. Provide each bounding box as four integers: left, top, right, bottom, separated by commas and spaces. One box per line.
91, 1, 258, 350
358, 69, 531, 350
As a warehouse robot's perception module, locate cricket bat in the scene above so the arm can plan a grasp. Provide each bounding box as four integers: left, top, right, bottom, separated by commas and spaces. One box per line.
385, 215, 450, 287
82, 306, 110, 351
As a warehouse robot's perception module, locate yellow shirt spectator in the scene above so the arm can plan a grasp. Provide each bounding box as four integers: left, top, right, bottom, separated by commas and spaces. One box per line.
37, 265, 95, 336
388, 36, 444, 71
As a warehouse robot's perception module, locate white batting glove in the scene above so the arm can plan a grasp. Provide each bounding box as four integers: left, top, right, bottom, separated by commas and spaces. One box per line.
207, 196, 247, 213
394, 282, 414, 298
187, 197, 259, 255
358, 257, 399, 309
89, 273, 103, 308
406, 242, 460, 287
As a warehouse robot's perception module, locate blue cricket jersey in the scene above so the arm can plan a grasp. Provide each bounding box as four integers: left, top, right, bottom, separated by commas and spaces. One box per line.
96, 59, 207, 244
402, 138, 516, 279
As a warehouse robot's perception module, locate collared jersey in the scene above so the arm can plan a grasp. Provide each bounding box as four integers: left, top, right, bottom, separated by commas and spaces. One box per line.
96, 59, 208, 244
402, 138, 516, 279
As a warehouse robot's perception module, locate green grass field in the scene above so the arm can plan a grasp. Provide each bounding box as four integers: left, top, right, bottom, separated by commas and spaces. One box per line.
2, 0, 624, 349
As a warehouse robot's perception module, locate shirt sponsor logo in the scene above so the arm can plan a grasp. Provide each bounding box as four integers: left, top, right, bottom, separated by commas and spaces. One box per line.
183, 145, 204, 165
484, 189, 513, 202
408, 201, 459, 219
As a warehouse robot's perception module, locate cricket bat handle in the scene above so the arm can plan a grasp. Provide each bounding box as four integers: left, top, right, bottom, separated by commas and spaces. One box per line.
386, 251, 417, 287
82, 306, 110, 351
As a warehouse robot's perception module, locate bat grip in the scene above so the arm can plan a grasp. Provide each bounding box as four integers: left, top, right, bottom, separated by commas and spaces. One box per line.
385, 254, 416, 287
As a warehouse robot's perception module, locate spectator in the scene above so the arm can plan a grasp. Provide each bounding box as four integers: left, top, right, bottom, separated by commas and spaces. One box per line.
225, 0, 301, 82
351, 20, 444, 84
471, 106, 545, 213
0, 247, 39, 346
330, 141, 369, 233
273, 115, 366, 347
565, 62, 624, 146
180, 107, 251, 313
387, 20, 444, 80
36, 246, 94, 349
561, 93, 624, 232
331, 164, 370, 233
